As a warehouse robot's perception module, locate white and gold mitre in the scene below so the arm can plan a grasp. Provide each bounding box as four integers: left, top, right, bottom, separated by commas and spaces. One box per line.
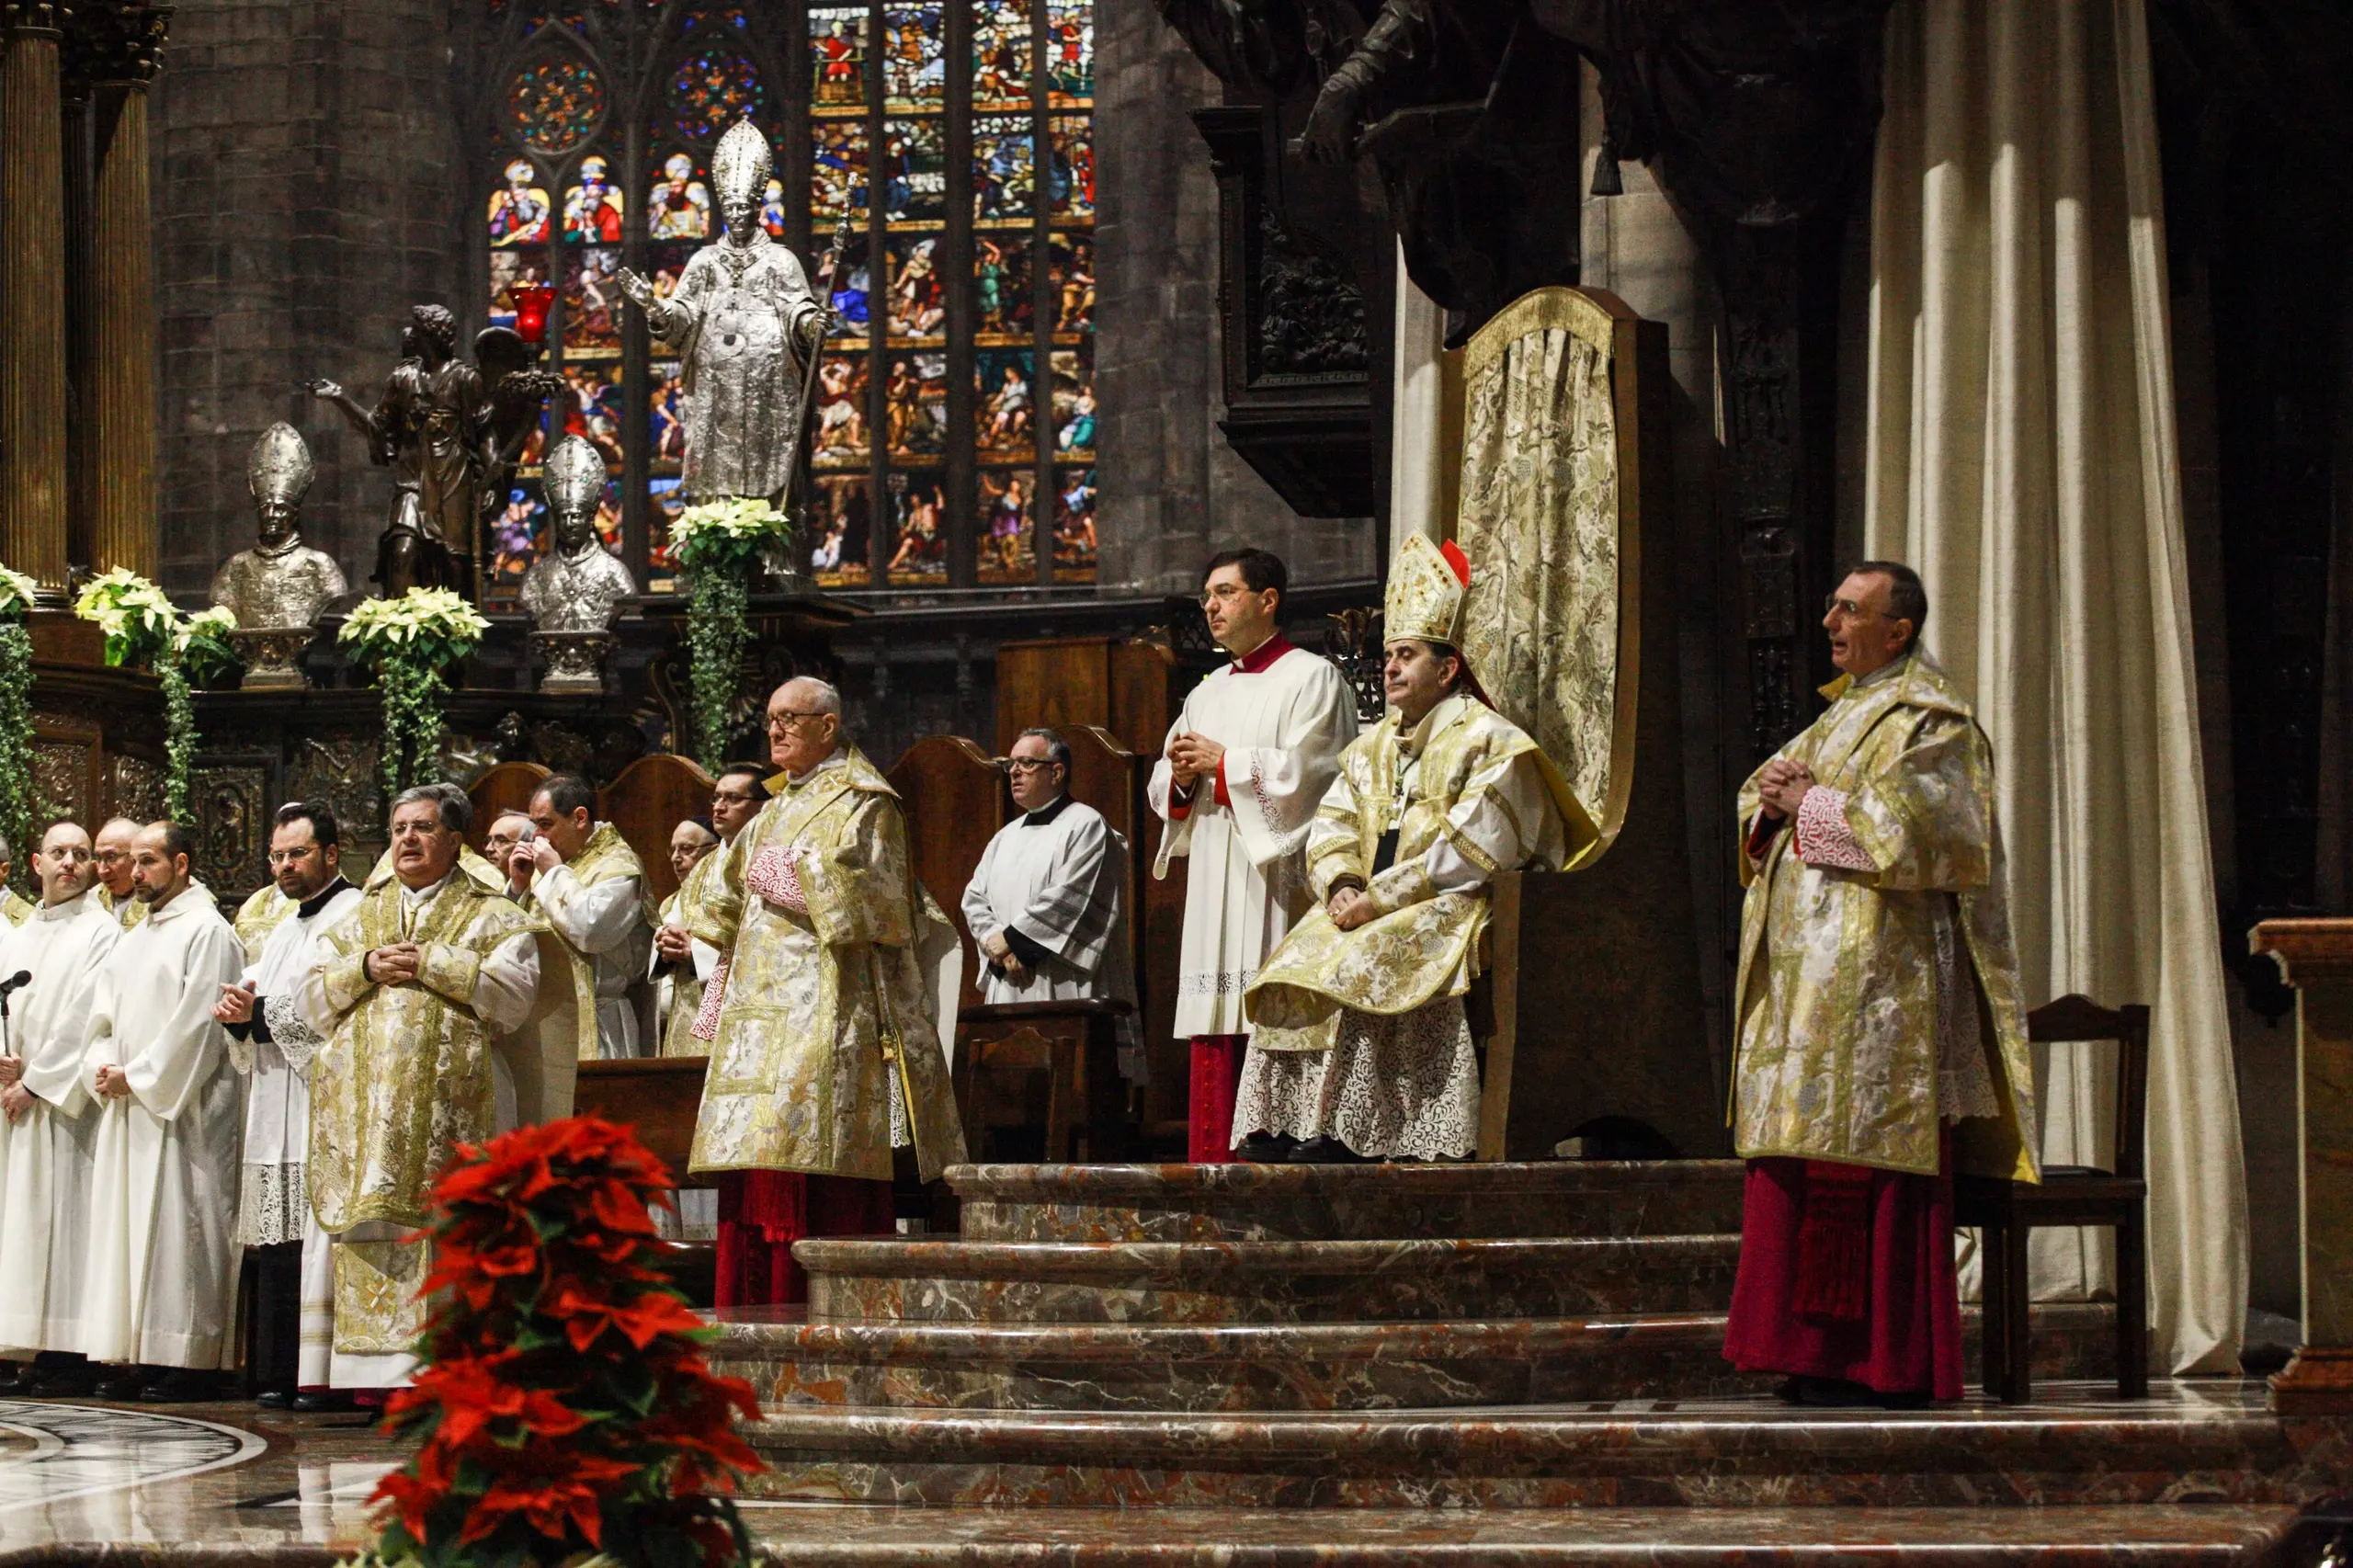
1384, 533, 1472, 648
711, 118, 774, 208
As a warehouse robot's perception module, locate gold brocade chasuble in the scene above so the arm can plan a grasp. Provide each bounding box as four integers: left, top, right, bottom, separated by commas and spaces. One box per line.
1, 890, 31, 926
307, 869, 572, 1232
1245, 694, 1596, 1053
687, 746, 968, 1182
517, 822, 656, 1060
1733, 652, 2040, 1182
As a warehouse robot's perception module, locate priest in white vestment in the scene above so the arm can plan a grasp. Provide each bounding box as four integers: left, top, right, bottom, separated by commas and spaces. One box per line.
91, 816, 142, 926
298, 784, 563, 1393
212, 801, 360, 1409
510, 774, 656, 1058
78, 821, 248, 1402
0, 824, 117, 1395
1240, 537, 1594, 1162
1147, 549, 1358, 1161
963, 727, 1139, 1075
651, 816, 719, 1051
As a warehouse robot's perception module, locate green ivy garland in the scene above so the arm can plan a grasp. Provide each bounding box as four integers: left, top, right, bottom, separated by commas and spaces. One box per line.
669, 499, 792, 772
0, 567, 39, 858
339, 589, 490, 804
685, 559, 751, 772
72, 571, 241, 824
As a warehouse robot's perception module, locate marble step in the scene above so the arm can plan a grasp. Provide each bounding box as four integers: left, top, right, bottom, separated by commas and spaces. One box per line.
711, 1302, 2119, 1413
800, 1233, 1742, 1324
738, 1383, 2348, 1510
948, 1159, 1749, 1244
741, 1502, 2306, 1566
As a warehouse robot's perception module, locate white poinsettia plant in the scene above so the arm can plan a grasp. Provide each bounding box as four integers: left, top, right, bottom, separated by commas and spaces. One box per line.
339, 587, 491, 674
667, 497, 791, 573
0, 566, 38, 622
74, 567, 184, 666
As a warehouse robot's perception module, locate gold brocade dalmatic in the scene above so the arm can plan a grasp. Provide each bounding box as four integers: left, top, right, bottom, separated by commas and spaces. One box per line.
307, 873, 551, 1230
517, 822, 655, 1060
1733, 652, 2040, 1181
233, 883, 293, 962
660, 850, 724, 1059
687, 746, 967, 1182
1245, 695, 1596, 1052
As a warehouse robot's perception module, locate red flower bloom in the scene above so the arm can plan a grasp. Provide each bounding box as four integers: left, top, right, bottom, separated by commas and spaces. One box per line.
551, 1285, 706, 1352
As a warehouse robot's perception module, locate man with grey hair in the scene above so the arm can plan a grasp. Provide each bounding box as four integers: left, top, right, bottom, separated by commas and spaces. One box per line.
685, 676, 967, 1307
961, 728, 1137, 1072
295, 782, 557, 1393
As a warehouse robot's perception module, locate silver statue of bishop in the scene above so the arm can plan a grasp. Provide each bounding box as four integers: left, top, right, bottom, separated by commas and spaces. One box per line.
618, 119, 824, 506
211, 424, 349, 688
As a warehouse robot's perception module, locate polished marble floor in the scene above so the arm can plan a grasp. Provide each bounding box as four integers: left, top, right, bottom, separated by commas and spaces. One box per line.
0, 1386, 2315, 1565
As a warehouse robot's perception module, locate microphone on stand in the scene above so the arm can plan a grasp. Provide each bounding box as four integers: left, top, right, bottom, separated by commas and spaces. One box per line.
0, 971, 31, 998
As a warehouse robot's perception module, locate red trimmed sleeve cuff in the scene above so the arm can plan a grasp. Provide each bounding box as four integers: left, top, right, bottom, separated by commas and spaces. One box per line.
1212, 757, 1232, 810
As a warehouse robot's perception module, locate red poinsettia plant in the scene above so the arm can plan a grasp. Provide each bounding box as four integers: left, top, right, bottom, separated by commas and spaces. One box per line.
358, 1116, 762, 1568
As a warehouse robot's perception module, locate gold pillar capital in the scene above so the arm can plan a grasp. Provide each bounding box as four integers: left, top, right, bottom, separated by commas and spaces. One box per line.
2, 3, 65, 38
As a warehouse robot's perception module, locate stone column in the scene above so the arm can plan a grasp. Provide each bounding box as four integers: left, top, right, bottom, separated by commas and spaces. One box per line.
87, 48, 164, 577
2250, 918, 2353, 1414
1, 2, 73, 596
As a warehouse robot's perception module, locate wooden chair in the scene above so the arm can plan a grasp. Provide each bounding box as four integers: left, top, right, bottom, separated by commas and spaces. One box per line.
1954, 994, 2151, 1403
954, 999, 1134, 1164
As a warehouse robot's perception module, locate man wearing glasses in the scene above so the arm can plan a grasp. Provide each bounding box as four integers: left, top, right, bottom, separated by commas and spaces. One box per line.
1722, 561, 2039, 1407
1149, 549, 1358, 1162
684, 677, 967, 1307
210, 801, 361, 1409
961, 728, 1136, 1070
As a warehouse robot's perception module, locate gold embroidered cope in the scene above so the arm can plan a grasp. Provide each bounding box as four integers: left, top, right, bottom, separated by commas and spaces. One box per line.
687, 746, 968, 1182
1245, 695, 1595, 1053
1732, 651, 2040, 1182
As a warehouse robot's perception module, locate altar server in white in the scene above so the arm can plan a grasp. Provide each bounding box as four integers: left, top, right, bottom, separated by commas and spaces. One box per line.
78, 821, 248, 1402
0, 823, 118, 1392
964, 728, 1136, 1069
1147, 549, 1358, 1161
211, 801, 360, 1408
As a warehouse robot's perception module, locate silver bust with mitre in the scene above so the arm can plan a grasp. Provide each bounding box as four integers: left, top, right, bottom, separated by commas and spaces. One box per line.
210, 422, 349, 688
522, 435, 636, 692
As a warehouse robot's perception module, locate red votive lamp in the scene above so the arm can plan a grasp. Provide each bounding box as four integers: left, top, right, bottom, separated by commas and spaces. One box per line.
512, 283, 554, 345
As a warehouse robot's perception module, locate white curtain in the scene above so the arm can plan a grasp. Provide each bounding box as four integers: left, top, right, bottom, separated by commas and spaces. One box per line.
1861, 0, 2247, 1373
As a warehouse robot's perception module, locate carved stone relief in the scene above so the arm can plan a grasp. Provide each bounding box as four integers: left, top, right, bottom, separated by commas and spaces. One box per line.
106, 756, 165, 825
191, 764, 270, 900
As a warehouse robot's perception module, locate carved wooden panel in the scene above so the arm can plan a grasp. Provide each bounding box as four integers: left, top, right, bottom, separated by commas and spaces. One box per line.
190, 760, 271, 901
888, 736, 1008, 1010
598, 755, 716, 904
106, 754, 164, 824
290, 732, 387, 871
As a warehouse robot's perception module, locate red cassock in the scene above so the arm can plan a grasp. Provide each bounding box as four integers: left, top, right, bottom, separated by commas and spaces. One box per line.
1721, 1126, 1964, 1402
713, 1170, 895, 1310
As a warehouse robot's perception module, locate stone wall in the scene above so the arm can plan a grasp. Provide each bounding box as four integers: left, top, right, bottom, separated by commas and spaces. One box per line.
1092, 0, 1374, 596
150, 0, 465, 598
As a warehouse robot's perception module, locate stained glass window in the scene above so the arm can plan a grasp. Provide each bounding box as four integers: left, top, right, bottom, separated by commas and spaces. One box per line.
472, 0, 1099, 597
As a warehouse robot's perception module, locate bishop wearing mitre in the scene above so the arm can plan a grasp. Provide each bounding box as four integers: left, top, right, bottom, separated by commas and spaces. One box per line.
1241, 537, 1595, 1162
298, 784, 579, 1392
687, 676, 966, 1308
0, 824, 118, 1393
78, 822, 248, 1402
1148, 549, 1358, 1162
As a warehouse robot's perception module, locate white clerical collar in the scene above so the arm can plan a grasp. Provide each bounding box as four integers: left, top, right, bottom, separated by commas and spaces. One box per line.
37, 885, 102, 921
398, 872, 452, 906
787, 750, 847, 789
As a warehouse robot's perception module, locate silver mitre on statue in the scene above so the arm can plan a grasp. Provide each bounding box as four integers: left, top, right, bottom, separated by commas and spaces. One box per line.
210, 422, 350, 689
521, 436, 636, 693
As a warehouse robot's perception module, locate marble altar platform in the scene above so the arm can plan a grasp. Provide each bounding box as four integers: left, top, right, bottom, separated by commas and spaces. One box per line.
0, 1162, 2339, 1565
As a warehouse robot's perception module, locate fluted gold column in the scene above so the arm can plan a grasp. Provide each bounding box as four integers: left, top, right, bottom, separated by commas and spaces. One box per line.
1, 4, 72, 595
89, 65, 159, 577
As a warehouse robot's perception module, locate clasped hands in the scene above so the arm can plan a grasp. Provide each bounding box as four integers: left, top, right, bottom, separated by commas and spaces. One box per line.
981, 930, 1029, 982
365, 942, 425, 986
1325, 885, 1374, 932
211, 980, 256, 1025
0, 1056, 25, 1124
655, 923, 695, 963
1756, 759, 1818, 821
1165, 730, 1224, 790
